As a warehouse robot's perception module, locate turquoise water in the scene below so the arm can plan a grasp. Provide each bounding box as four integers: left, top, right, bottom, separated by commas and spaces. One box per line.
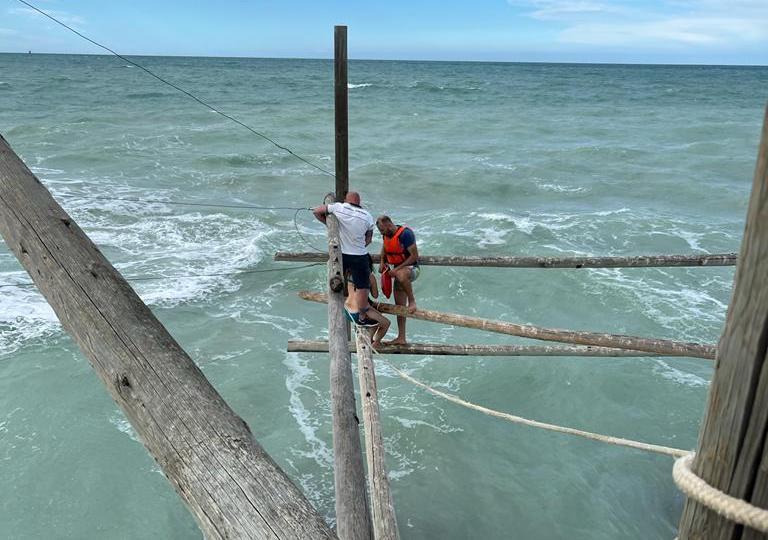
1, 53, 767, 539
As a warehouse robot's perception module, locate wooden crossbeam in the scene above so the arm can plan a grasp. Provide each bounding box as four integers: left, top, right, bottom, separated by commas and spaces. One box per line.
287, 340, 677, 357
298, 291, 717, 359
276, 251, 737, 268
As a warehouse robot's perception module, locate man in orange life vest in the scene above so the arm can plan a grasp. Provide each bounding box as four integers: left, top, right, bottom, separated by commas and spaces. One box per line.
376, 215, 420, 345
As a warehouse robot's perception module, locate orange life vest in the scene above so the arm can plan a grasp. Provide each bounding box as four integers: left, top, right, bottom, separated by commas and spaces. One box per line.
383, 226, 410, 265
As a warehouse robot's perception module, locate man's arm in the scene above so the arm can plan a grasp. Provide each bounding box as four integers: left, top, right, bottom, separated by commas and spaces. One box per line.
394, 243, 418, 271
393, 229, 419, 271
312, 205, 328, 225
365, 229, 373, 246
379, 242, 388, 272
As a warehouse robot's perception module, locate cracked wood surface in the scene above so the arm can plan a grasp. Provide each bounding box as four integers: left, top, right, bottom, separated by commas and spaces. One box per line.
324, 193, 373, 540
0, 135, 334, 540
355, 329, 399, 540
678, 108, 768, 539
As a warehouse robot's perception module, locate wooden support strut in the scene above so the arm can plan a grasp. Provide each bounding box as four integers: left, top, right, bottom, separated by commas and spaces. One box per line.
287, 340, 679, 357
324, 190, 373, 540
677, 106, 768, 539
298, 291, 717, 360
0, 134, 335, 539
355, 329, 400, 540
275, 251, 737, 269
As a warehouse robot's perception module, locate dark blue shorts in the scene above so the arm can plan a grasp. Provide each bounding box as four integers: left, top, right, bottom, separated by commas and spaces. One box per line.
343, 253, 371, 289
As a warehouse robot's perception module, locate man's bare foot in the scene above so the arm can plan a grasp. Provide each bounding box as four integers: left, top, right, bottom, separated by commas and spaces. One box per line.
385, 338, 407, 346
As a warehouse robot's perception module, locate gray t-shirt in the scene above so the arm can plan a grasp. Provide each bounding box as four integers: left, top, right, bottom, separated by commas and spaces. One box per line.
327, 202, 374, 255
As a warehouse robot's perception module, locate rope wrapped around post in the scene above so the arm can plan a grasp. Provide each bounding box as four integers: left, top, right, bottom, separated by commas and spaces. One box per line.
674, 453, 768, 534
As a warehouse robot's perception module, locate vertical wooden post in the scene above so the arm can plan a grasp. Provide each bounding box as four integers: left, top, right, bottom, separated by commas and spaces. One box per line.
325, 190, 372, 540
355, 329, 400, 540
677, 106, 768, 539
334, 25, 349, 202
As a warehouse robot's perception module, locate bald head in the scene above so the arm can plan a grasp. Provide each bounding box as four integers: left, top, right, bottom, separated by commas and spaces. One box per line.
344, 191, 361, 206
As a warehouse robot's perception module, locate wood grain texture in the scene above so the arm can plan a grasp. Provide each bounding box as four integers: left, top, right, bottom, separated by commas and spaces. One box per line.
678, 107, 768, 539
0, 135, 335, 539
355, 329, 400, 540
298, 291, 717, 359
288, 340, 680, 358
334, 25, 349, 202
275, 252, 737, 268
325, 196, 373, 540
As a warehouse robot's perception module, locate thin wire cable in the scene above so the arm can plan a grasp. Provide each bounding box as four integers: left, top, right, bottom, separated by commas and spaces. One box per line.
293, 208, 328, 253
53, 191, 327, 254
0, 263, 323, 289
17, 0, 335, 178
61, 194, 308, 211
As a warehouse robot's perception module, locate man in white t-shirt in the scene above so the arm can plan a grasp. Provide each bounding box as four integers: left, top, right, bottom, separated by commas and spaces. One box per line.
313, 192, 390, 345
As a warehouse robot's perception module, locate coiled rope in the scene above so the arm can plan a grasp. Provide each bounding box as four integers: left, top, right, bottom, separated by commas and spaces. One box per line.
673, 453, 768, 534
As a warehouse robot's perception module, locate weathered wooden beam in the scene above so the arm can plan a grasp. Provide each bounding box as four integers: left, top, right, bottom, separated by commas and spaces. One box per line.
334, 25, 349, 202
288, 340, 677, 358
0, 134, 335, 539
275, 251, 737, 268
677, 107, 768, 539
324, 195, 373, 540
298, 291, 717, 360
354, 329, 400, 540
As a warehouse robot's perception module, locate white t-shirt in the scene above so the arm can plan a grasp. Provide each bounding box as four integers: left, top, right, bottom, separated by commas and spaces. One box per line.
327, 202, 374, 255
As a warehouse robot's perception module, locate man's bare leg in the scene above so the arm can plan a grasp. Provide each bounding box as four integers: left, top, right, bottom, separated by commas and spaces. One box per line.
385, 288, 408, 345
393, 267, 417, 313
354, 287, 390, 346
363, 308, 390, 347
345, 281, 357, 312
369, 273, 379, 299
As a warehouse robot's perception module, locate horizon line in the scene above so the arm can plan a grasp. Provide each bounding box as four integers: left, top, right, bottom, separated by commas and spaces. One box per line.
1, 50, 766, 68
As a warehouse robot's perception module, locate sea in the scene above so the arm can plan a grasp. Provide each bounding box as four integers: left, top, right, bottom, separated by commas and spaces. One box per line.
1, 53, 766, 539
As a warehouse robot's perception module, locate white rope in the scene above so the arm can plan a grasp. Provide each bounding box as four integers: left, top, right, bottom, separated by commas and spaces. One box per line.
362, 338, 688, 458
358, 334, 768, 533
673, 453, 768, 533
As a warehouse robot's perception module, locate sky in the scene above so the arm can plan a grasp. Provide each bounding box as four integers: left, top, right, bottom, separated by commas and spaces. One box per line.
1, 0, 767, 65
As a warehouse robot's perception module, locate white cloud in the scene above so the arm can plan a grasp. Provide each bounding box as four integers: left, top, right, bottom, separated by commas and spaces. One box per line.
509, 0, 768, 47
508, 0, 617, 20
559, 17, 767, 45
8, 6, 85, 27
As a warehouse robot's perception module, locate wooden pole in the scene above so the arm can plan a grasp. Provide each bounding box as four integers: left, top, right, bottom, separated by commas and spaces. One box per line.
298, 291, 717, 359
355, 329, 400, 540
287, 340, 681, 358
324, 195, 373, 540
0, 135, 335, 539
677, 106, 768, 539
334, 25, 349, 202
275, 251, 737, 269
